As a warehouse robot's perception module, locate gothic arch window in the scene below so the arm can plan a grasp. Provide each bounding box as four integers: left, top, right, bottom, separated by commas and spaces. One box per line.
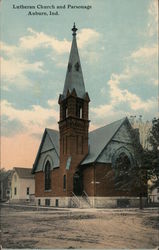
45, 161, 51, 191
80, 107, 82, 119
113, 152, 131, 191
112, 147, 134, 168
115, 152, 131, 171
63, 102, 68, 119
76, 100, 83, 118
112, 147, 135, 191
66, 107, 68, 118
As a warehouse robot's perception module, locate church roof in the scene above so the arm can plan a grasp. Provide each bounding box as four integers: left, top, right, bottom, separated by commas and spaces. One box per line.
62, 24, 86, 99
46, 128, 59, 156
32, 117, 129, 173
81, 117, 128, 165
32, 128, 59, 173
14, 167, 34, 179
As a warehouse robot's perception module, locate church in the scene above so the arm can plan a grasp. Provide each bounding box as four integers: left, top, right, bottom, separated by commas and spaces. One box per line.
32, 24, 146, 208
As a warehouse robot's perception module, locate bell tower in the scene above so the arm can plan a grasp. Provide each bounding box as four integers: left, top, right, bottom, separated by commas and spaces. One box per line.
58, 24, 90, 196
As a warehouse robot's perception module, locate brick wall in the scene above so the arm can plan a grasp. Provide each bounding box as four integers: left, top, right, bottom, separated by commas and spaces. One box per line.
82, 165, 95, 196
35, 168, 68, 197
58, 92, 90, 196
82, 163, 140, 197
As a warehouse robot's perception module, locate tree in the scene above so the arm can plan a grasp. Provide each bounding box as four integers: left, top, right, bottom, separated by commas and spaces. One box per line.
114, 118, 159, 209
146, 118, 159, 187
114, 126, 147, 209
0, 168, 7, 180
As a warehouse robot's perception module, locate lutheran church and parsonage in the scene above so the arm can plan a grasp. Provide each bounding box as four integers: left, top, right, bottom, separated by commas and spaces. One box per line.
32, 24, 147, 208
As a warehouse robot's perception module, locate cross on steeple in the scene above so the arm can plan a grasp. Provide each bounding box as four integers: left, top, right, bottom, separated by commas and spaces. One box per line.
72, 23, 78, 36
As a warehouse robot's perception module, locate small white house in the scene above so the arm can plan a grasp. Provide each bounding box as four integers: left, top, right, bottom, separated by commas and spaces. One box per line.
11, 167, 35, 202
149, 186, 159, 203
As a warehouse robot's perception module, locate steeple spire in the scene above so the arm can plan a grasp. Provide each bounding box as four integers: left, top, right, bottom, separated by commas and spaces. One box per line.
62, 24, 86, 99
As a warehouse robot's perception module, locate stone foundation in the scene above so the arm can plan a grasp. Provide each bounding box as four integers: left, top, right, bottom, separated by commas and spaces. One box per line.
35, 197, 71, 207
89, 197, 147, 208
35, 196, 147, 208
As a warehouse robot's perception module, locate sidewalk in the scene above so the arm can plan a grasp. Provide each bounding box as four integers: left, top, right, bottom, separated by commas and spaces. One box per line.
1, 202, 158, 213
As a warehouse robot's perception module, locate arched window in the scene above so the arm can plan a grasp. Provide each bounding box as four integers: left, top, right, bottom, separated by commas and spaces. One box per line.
66, 107, 68, 118
76, 101, 83, 118
114, 152, 131, 191
63, 102, 68, 119
80, 107, 82, 119
45, 161, 51, 190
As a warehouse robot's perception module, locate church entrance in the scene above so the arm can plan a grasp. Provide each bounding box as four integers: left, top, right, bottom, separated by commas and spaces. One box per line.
73, 171, 83, 196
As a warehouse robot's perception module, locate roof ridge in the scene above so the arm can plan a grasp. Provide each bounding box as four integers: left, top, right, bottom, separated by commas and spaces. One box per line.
46, 129, 59, 159
90, 117, 126, 134
95, 117, 127, 163
45, 128, 59, 133
81, 117, 128, 165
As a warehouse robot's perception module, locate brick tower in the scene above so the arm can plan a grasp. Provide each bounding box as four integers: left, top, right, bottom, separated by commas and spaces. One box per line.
58, 24, 90, 196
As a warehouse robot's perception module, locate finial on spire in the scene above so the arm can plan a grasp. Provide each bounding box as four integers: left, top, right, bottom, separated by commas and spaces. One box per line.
72, 23, 78, 36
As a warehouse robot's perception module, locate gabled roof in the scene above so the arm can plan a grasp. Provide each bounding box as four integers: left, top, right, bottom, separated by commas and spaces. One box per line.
81, 117, 128, 165
32, 117, 131, 172
32, 128, 59, 173
14, 167, 34, 179
63, 24, 86, 99
46, 128, 59, 156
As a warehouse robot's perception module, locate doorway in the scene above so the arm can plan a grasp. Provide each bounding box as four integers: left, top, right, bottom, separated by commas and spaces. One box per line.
73, 171, 83, 196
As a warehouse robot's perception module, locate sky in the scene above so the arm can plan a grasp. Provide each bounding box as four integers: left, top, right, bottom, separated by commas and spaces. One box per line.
1, 0, 158, 170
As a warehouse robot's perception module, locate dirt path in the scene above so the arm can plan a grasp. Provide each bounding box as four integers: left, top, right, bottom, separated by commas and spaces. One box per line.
1, 205, 158, 249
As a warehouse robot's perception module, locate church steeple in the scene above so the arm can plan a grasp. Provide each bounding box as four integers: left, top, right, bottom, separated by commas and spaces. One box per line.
58, 24, 90, 196
63, 23, 86, 99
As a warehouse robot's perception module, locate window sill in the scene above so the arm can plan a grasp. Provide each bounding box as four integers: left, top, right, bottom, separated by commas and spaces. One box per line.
44, 190, 52, 192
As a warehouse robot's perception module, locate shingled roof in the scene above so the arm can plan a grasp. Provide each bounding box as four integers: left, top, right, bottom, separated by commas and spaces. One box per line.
46, 128, 59, 156
62, 24, 86, 99
32, 117, 129, 173
81, 117, 128, 165
32, 128, 59, 173
14, 167, 34, 179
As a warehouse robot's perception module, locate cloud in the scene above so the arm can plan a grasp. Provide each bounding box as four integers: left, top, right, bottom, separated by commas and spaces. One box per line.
1, 27, 100, 57
91, 51, 157, 124
1, 99, 59, 137
91, 88, 157, 126
77, 28, 101, 63
1, 57, 44, 87
1, 115, 25, 137
147, 0, 158, 37
1, 27, 101, 87
91, 0, 158, 126
19, 28, 71, 54
131, 44, 157, 60
19, 27, 100, 53
1, 39, 45, 89
78, 28, 101, 48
